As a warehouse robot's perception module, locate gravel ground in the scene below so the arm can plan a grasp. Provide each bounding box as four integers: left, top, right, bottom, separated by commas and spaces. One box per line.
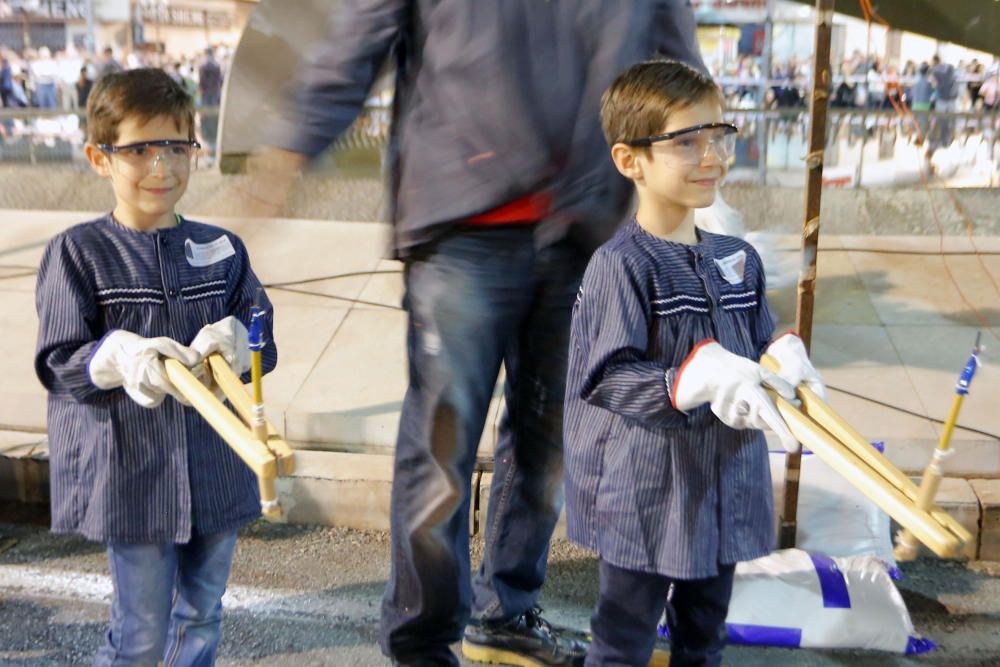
1, 521, 999, 666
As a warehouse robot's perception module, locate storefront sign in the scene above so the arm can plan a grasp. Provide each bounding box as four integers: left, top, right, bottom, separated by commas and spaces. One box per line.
3, 0, 88, 19
138, 1, 233, 29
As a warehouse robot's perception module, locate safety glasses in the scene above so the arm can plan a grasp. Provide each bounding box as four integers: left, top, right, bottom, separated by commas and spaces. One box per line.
626, 122, 738, 166
98, 139, 202, 172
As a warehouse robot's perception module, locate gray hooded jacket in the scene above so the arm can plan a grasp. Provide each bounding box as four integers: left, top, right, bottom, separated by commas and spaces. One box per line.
278, 0, 705, 257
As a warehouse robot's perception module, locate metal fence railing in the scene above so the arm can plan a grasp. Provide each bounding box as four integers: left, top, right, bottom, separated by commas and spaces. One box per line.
1, 106, 997, 188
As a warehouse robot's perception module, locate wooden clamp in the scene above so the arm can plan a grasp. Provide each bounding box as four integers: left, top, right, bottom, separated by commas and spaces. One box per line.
164, 354, 295, 520
761, 354, 970, 559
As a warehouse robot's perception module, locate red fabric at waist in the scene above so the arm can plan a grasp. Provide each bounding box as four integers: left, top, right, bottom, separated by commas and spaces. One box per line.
466, 193, 551, 225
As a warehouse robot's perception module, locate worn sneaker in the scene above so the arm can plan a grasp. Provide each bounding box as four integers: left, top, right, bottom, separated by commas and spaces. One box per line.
462, 606, 588, 667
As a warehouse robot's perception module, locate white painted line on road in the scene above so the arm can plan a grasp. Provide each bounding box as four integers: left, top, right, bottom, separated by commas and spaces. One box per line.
0, 565, 377, 621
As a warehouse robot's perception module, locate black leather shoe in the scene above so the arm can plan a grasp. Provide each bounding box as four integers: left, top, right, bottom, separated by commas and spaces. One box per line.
462, 606, 588, 667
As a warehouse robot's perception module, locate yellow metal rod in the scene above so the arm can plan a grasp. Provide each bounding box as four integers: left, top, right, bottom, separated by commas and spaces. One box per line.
938, 394, 964, 452
895, 393, 966, 560
251, 351, 264, 405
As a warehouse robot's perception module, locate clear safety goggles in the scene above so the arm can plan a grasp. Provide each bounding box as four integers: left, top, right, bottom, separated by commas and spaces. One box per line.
98, 139, 202, 172
626, 122, 738, 165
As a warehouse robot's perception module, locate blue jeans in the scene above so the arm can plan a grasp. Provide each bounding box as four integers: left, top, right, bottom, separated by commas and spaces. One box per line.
93, 530, 238, 667
35, 82, 57, 108
380, 225, 587, 663
586, 560, 736, 667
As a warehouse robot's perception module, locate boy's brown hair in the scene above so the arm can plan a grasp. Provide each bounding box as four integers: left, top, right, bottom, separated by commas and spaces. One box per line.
86, 68, 195, 145
600, 60, 723, 147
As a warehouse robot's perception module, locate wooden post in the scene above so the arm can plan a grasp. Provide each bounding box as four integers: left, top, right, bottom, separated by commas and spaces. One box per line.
779, 0, 834, 550
126, 1, 135, 55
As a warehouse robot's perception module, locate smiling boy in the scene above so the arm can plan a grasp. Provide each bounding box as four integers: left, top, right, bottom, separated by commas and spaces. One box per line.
34, 68, 277, 666
563, 60, 826, 666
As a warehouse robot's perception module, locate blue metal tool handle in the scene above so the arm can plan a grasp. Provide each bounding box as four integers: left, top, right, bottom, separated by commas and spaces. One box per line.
248, 306, 267, 352
955, 333, 981, 396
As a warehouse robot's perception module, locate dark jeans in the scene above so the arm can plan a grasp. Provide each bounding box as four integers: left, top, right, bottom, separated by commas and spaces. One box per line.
380, 224, 587, 664
586, 560, 736, 667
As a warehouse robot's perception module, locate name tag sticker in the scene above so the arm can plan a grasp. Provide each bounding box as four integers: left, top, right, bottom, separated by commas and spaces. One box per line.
714, 249, 747, 285
185, 236, 235, 267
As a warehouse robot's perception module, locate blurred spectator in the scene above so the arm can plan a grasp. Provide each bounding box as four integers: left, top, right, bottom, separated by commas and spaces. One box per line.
165, 61, 183, 86
198, 47, 223, 107
76, 66, 93, 109
930, 54, 959, 150
31, 46, 58, 108
198, 47, 223, 155
831, 64, 856, 108
265, 3, 707, 665
866, 61, 886, 109
966, 58, 985, 108
178, 60, 198, 99
0, 47, 13, 107
980, 60, 999, 110
930, 54, 959, 109
909, 62, 933, 144
124, 51, 142, 70
900, 60, 917, 101
909, 62, 934, 111
883, 66, 902, 109
98, 47, 122, 80
57, 48, 83, 111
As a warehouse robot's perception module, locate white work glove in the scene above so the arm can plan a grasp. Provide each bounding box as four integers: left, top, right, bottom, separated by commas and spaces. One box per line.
765, 332, 827, 400
673, 340, 802, 453
189, 316, 251, 374
88, 330, 200, 408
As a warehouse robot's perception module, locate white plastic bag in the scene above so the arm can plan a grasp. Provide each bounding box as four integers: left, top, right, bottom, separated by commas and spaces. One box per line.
658, 549, 933, 654
724, 549, 933, 654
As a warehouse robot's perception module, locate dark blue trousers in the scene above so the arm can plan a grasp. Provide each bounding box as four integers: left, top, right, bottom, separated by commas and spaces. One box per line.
380, 225, 587, 664
586, 559, 736, 667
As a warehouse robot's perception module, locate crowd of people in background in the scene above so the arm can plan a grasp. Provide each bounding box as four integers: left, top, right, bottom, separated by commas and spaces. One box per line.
0, 43, 228, 157
4, 42, 997, 120
0, 43, 229, 112
714, 51, 1000, 113
1, 40, 995, 173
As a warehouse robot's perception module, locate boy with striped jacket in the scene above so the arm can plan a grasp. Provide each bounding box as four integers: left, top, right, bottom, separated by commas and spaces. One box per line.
34, 68, 276, 666
563, 60, 826, 666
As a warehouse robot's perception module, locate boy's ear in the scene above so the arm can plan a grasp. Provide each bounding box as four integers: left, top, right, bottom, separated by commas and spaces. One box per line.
84, 142, 112, 177
610, 143, 643, 181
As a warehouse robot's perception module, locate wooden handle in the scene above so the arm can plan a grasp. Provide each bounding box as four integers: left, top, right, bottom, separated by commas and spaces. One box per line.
766, 388, 961, 558
760, 354, 971, 547
258, 477, 283, 521
206, 354, 296, 476
163, 358, 277, 479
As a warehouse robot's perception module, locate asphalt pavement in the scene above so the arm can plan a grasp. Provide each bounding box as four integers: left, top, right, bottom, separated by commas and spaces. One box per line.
2, 520, 1000, 666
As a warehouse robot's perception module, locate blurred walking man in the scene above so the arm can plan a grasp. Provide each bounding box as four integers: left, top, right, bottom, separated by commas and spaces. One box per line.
262, 2, 705, 664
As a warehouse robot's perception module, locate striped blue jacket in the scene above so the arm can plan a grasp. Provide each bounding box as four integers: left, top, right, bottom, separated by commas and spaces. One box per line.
35, 214, 277, 544
564, 220, 775, 579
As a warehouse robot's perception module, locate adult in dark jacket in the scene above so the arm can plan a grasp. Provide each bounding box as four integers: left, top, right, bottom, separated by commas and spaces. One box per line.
198, 47, 223, 107
1, 50, 14, 108
97, 47, 122, 81
929, 54, 959, 151
264, 1, 706, 664
198, 47, 223, 152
